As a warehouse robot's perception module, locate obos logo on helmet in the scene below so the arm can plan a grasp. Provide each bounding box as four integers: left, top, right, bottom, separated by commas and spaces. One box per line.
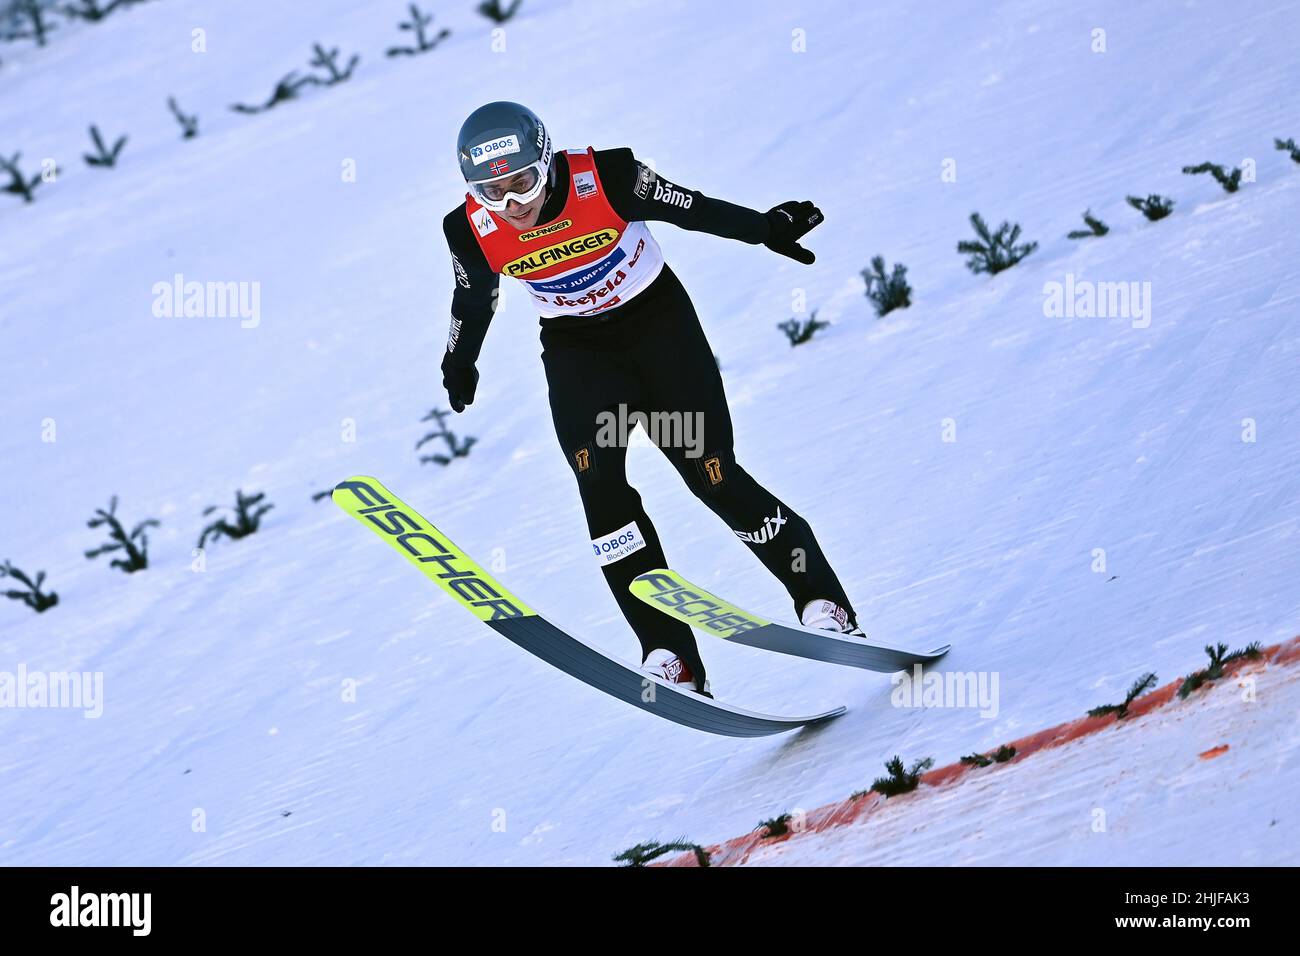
470, 135, 520, 165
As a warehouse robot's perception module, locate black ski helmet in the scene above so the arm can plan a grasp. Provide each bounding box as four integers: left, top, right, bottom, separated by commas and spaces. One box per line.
456, 101, 553, 191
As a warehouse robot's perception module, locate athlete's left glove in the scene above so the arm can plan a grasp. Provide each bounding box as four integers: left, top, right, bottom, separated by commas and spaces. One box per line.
763, 200, 824, 264
441, 351, 479, 413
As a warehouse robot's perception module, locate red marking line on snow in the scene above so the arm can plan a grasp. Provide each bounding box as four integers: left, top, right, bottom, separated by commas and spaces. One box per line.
658, 636, 1299, 867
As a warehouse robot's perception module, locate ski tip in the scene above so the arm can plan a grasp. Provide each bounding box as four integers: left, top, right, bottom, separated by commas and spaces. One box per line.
927, 644, 953, 658
334, 475, 381, 492
632, 568, 680, 585
331, 475, 385, 504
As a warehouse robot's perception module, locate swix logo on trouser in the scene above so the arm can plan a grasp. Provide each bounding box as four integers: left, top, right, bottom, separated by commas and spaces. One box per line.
733, 506, 787, 545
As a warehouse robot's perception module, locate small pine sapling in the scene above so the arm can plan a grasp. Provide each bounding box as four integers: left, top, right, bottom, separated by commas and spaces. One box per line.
167, 96, 198, 139
1, 559, 59, 612
417, 407, 477, 465
85, 496, 158, 572
960, 744, 1017, 768
1066, 209, 1109, 239
62, 0, 133, 21
197, 490, 274, 548
777, 309, 829, 346
83, 124, 127, 168
956, 212, 1038, 275
1, 152, 54, 203
868, 755, 935, 798
1178, 642, 1262, 699
477, 0, 523, 24
613, 839, 710, 867
861, 255, 912, 316
386, 3, 450, 57
6, 0, 57, 47
1126, 194, 1175, 221
230, 72, 322, 114
1181, 161, 1243, 193
756, 813, 793, 838
308, 42, 359, 84
1275, 137, 1300, 164
230, 42, 358, 113
1087, 672, 1157, 719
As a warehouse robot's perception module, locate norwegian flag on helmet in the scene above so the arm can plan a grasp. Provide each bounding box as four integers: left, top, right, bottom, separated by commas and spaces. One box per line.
488, 159, 510, 176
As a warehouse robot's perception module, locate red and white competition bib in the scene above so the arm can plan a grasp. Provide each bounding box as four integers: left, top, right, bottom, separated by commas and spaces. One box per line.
465, 147, 665, 318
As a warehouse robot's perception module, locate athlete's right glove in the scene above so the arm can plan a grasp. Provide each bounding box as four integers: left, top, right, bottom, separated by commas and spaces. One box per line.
441, 351, 479, 413
763, 200, 824, 264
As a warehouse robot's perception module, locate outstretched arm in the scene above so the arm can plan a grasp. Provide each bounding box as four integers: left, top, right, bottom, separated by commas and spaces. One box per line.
595, 147, 824, 263
441, 207, 500, 411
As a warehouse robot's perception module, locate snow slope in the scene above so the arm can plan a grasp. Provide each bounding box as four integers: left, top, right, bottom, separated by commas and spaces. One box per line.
663, 641, 1300, 866
753, 656, 1300, 866
1, 0, 1298, 865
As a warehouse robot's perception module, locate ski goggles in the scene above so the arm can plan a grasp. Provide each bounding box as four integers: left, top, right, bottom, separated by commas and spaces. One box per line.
468, 160, 547, 212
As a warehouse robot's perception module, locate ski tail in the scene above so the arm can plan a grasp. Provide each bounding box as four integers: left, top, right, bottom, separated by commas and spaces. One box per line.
332, 476, 535, 622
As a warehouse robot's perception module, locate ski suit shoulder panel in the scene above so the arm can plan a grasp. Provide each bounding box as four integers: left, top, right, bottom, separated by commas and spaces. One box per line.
592, 147, 771, 245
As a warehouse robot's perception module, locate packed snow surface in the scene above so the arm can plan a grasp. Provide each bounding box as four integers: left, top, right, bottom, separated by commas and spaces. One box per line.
1, 0, 1297, 864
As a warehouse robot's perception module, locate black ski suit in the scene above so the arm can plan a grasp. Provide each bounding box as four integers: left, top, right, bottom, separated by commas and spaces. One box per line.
441, 147, 855, 686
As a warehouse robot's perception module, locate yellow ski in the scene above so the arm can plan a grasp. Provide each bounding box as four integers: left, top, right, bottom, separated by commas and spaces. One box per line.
332, 478, 845, 736
630, 569, 950, 672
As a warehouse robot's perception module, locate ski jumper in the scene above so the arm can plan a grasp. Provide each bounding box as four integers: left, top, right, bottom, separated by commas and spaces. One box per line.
446, 147, 856, 684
